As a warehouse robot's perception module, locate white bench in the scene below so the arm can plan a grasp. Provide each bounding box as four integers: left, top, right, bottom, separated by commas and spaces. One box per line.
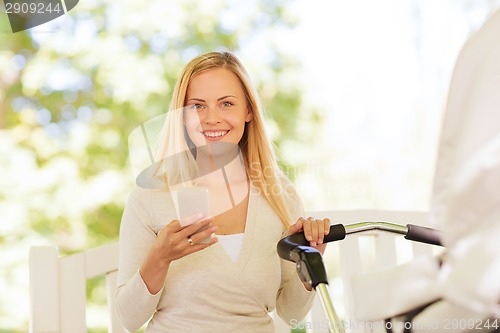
29, 243, 124, 333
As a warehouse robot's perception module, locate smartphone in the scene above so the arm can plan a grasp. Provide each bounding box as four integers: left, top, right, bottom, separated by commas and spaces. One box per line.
177, 188, 212, 244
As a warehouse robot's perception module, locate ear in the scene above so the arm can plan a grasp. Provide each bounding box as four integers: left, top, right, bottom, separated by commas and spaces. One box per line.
245, 108, 253, 122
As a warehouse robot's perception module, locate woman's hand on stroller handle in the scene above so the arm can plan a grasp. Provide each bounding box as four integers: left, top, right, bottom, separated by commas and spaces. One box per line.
278, 221, 442, 264
286, 217, 333, 254
278, 223, 346, 263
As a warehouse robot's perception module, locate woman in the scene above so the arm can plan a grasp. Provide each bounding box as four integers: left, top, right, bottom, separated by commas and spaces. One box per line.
116, 51, 330, 332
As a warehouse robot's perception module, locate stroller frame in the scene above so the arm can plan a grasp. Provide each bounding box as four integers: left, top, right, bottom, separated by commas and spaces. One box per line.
278, 222, 442, 333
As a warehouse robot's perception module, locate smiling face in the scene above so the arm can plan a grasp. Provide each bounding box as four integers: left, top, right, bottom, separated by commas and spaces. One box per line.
184, 67, 253, 149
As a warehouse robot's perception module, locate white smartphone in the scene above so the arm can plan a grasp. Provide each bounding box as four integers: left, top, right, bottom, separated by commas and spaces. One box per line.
177, 188, 212, 244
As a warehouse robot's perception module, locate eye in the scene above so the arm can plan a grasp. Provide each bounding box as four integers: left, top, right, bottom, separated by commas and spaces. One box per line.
190, 104, 204, 110
221, 101, 233, 108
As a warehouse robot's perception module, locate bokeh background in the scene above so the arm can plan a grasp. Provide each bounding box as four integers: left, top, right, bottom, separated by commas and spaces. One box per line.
1, 0, 500, 331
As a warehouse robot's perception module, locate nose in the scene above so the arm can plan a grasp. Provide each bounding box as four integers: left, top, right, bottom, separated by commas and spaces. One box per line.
204, 107, 222, 124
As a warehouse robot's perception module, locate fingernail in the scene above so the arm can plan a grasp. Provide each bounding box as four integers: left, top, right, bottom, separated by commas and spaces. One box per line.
311, 242, 317, 247
211, 226, 218, 232
318, 240, 323, 245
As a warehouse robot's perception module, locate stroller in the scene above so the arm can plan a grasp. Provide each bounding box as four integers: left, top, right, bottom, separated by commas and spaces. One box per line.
278, 8, 500, 333
278, 221, 444, 333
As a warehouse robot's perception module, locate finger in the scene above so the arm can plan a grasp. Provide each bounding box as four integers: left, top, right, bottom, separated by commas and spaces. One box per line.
316, 219, 326, 245
179, 216, 214, 238
288, 218, 304, 234
303, 217, 313, 243
324, 218, 331, 235
308, 217, 319, 247
296, 218, 305, 231
185, 234, 218, 254
190, 225, 218, 243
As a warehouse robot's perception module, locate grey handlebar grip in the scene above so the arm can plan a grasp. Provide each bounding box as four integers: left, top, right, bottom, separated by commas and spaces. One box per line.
405, 224, 442, 246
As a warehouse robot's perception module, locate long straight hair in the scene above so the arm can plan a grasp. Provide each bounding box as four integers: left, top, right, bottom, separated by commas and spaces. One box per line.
160, 51, 293, 227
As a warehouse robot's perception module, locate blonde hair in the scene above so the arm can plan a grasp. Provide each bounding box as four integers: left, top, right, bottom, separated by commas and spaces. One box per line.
160, 51, 293, 227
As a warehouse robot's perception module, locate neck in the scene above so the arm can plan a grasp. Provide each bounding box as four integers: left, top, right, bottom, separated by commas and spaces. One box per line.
195, 153, 247, 186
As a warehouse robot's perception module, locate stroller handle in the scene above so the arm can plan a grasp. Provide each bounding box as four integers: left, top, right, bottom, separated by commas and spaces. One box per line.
278, 222, 442, 263
405, 223, 442, 246
277, 224, 346, 262
277, 222, 442, 333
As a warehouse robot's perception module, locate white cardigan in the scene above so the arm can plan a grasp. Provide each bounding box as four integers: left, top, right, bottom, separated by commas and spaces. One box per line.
116, 182, 314, 332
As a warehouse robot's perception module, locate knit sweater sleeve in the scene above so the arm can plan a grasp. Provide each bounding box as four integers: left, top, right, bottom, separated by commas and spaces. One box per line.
276, 258, 315, 324
115, 187, 163, 332
275, 177, 316, 324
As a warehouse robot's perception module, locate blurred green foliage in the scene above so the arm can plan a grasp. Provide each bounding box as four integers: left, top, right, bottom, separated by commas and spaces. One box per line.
0, 0, 321, 331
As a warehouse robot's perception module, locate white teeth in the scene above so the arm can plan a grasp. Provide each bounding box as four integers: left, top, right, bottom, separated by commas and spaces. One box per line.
203, 131, 228, 138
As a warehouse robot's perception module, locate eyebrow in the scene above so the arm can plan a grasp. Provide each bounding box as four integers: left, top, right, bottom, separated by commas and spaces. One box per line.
186, 95, 238, 102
